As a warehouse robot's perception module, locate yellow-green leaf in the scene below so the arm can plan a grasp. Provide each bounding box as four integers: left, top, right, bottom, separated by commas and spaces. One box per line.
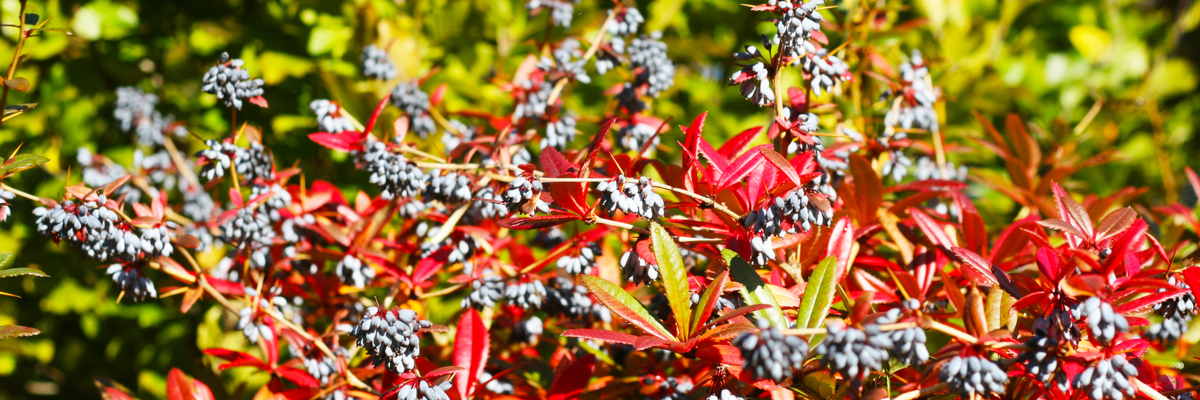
724, 250, 788, 328
579, 275, 674, 341
0, 268, 48, 279
797, 256, 838, 329
650, 222, 691, 339
0, 153, 50, 176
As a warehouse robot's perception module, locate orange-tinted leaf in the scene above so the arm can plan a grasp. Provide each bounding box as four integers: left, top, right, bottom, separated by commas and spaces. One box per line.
547, 355, 596, 400
166, 368, 197, 400
579, 275, 673, 340
849, 154, 881, 225
454, 309, 489, 399
1095, 207, 1137, 242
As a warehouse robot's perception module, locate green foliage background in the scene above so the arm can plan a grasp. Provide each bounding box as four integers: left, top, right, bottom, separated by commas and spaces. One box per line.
0, 0, 1197, 398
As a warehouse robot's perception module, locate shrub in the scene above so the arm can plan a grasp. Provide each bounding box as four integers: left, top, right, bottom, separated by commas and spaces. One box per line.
2, 0, 1200, 400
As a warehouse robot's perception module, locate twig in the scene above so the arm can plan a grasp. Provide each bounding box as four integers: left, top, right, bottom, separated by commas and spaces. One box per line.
162, 136, 202, 190
0, 183, 40, 201
929, 320, 977, 344
0, 0, 29, 130
889, 383, 947, 400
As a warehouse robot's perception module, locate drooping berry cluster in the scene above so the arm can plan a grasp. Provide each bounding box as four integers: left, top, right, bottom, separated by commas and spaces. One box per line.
33, 197, 141, 262
78, 148, 141, 204
640, 376, 694, 400
506, 277, 548, 310
424, 169, 473, 205
392, 378, 453, 400
598, 175, 665, 220
557, 242, 600, 275
1073, 356, 1138, 400
525, 0, 579, 27
106, 263, 157, 302
234, 142, 275, 182
360, 44, 397, 81
311, 99, 357, 133
814, 321, 892, 380
1075, 297, 1129, 345
615, 118, 660, 153
939, 356, 1008, 397
336, 255, 376, 289
503, 175, 550, 215
1015, 318, 1069, 391
201, 52, 265, 109
800, 49, 851, 96
1147, 277, 1195, 344
461, 269, 505, 310
352, 307, 431, 374
621, 244, 660, 285
770, 0, 825, 60
884, 50, 939, 134
627, 32, 676, 97
301, 343, 346, 386
733, 320, 809, 384
876, 305, 929, 366
390, 82, 436, 139
362, 140, 427, 200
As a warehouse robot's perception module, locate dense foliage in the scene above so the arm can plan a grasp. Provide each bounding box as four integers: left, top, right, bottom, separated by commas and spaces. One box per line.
1, 0, 1200, 399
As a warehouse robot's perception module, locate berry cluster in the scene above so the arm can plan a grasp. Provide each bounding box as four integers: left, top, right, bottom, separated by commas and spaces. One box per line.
640, 376, 694, 400
814, 321, 892, 380
360, 44, 397, 81
362, 140, 428, 200
105, 263, 157, 302
525, 0, 579, 27
505, 277, 548, 310
876, 306, 929, 365
392, 378, 453, 400
1074, 356, 1138, 400
1015, 319, 1069, 391
311, 99, 357, 133
598, 175, 665, 220
1147, 277, 1195, 343
424, 169, 473, 205
352, 307, 431, 374
733, 320, 809, 384
201, 52, 265, 109
940, 356, 1008, 397
556, 242, 600, 275
461, 269, 505, 310
502, 175, 550, 215
800, 49, 851, 96
33, 197, 141, 262
620, 245, 660, 285
626, 32, 676, 97
301, 343, 346, 386
884, 50, 939, 134
615, 119, 660, 153
336, 255, 376, 289
390, 82, 436, 139
770, 0, 825, 60
1075, 297, 1129, 345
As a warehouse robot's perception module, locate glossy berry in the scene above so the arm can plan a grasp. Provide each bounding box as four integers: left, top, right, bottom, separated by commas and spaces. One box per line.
940, 355, 1008, 397
106, 263, 157, 302
352, 307, 431, 374
336, 255, 376, 289
814, 321, 892, 380
733, 320, 809, 384
201, 52, 264, 110
1074, 356, 1138, 400
1074, 296, 1128, 346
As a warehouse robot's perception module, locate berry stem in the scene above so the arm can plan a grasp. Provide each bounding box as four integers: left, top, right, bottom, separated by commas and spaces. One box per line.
1133, 377, 1171, 400
928, 320, 977, 344
888, 382, 947, 400
0, 182, 40, 201
162, 136, 203, 190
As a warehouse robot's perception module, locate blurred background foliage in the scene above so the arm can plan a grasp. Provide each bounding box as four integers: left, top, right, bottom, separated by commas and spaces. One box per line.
0, 0, 1197, 398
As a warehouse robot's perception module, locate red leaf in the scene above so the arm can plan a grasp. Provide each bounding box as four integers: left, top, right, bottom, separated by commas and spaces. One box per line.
192, 379, 215, 400
277, 366, 320, 388
682, 113, 708, 191
203, 348, 269, 371
547, 355, 596, 400
1035, 247, 1062, 283
364, 96, 392, 137
430, 83, 448, 106
166, 368, 197, 400
950, 247, 1000, 288
426, 366, 466, 378
719, 126, 762, 160
1114, 289, 1186, 314
1011, 291, 1049, 312
811, 30, 829, 45
1183, 268, 1200, 301
454, 309, 490, 399
1095, 207, 1138, 242
695, 344, 744, 365
580, 118, 618, 178
248, 96, 268, 108
562, 329, 639, 344
910, 209, 953, 254
228, 188, 244, 209
761, 148, 802, 188
717, 147, 767, 192
1051, 182, 1094, 246
548, 173, 588, 216
826, 217, 855, 285
308, 131, 363, 152
541, 147, 578, 178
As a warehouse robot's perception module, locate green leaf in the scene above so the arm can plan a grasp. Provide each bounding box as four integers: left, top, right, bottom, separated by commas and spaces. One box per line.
650, 222, 691, 339
0, 252, 11, 268
690, 270, 728, 339
0, 268, 48, 278
724, 250, 788, 328
797, 256, 838, 329
579, 275, 674, 341
0, 325, 40, 339
0, 153, 50, 176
